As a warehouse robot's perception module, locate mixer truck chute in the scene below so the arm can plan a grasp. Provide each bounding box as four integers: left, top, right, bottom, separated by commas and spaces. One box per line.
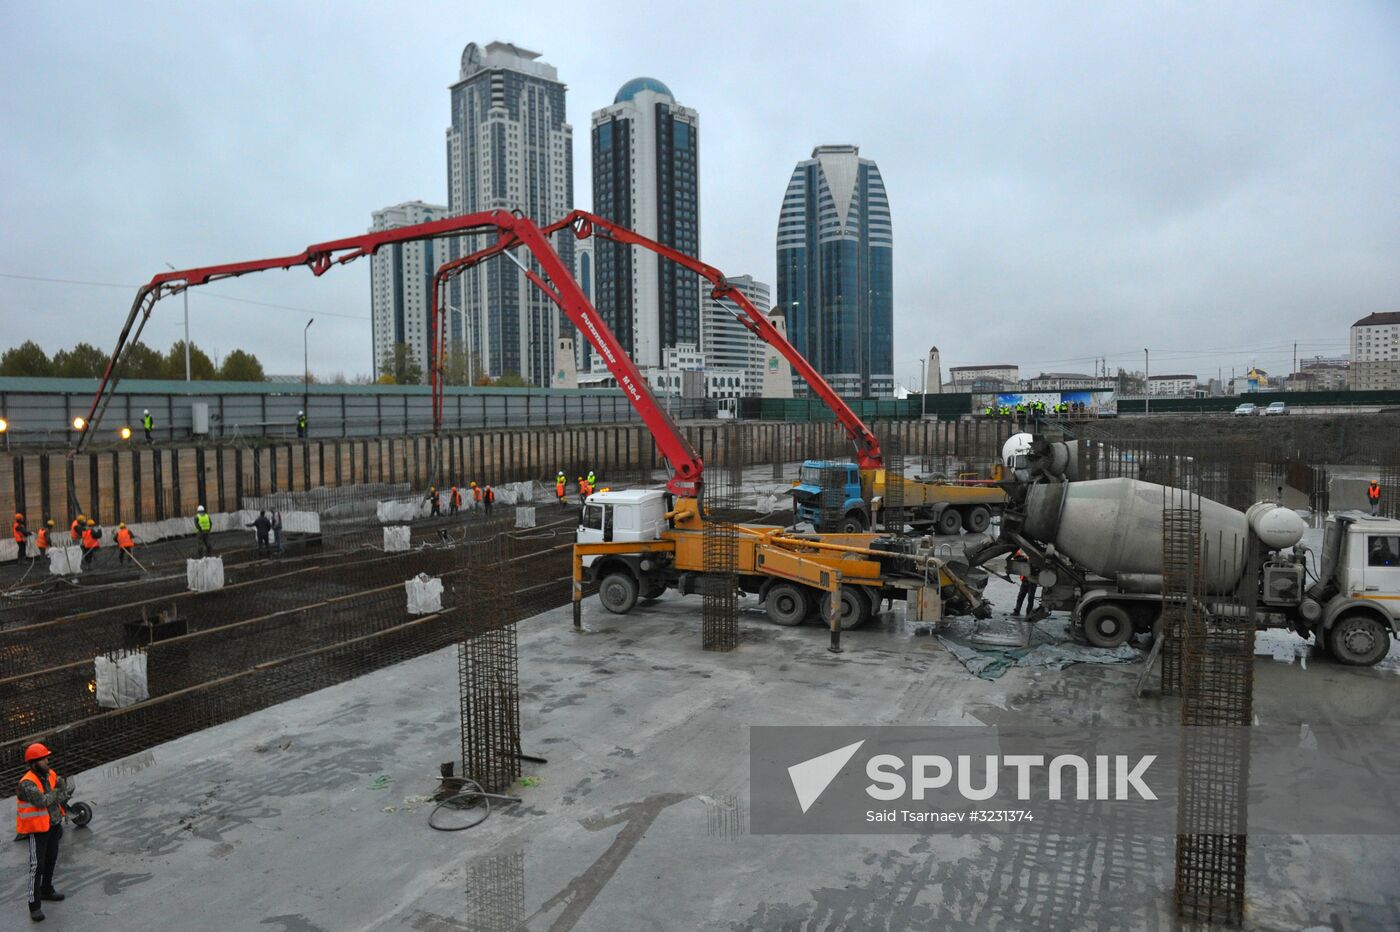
987, 477, 1398, 666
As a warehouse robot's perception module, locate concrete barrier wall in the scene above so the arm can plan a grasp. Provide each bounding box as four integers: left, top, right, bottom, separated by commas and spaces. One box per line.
0, 418, 1015, 527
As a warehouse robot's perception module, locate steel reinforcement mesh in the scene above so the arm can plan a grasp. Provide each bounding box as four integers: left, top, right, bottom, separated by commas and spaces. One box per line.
463, 849, 526, 932
701, 425, 741, 652
883, 435, 905, 533
1160, 489, 1203, 697
457, 529, 522, 794
0, 510, 575, 789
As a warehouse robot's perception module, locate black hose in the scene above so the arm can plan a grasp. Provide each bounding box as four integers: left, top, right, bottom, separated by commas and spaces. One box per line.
427, 777, 521, 832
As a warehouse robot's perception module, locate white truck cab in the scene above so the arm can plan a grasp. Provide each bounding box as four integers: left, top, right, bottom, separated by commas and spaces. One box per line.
1333, 515, 1400, 622
577, 490, 669, 569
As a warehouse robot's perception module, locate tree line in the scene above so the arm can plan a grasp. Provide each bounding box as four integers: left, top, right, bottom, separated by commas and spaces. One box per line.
376, 342, 527, 387
0, 340, 266, 381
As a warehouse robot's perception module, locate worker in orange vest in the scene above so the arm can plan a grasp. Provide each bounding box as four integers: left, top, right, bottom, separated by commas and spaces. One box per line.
36, 520, 53, 558
1369, 479, 1381, 517
69, 515, 83, 544
471, 482, 482, 513
116, 523, 136, 564
16, 742, 71, 921
577, 475, 592, 503
555, 471, 567, 507
426, 485, 441, 517
449, 485, 462, 515
12, 512, 27, 561
483, 484, 495, 516
80, 519, 101, 567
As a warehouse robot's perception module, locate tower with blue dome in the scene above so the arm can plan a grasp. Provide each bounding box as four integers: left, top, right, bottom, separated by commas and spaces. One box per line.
589, 78, 700, 370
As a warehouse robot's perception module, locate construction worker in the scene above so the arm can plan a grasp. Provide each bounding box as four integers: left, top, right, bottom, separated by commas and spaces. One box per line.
115, 522, 135, 564
195, 505, 214, 556
483, 483, 495, 516
272, 510, 285, 556
449, 485, 462, 515
36, 520, 52, 559
556, 472, 567, 507
69, 515, 83, 544
80, 519, 101, 567
426, 485, 441, 517
1012, 550, 1037, 615
471, 481, 482, 512
1368, 479, 1381, 516
587, 469, 597, 490
577, 475, 590, 504
12, 512, 27, 562
296, 409, 307, 439
247, 510, 272, 557
17, 742, 71, 922
142, 409, 153, 443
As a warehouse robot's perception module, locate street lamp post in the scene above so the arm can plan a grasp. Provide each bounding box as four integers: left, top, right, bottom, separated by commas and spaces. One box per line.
164, 262, 190, 381
1144, 348, 1150, 416
304, 318, 315, 414
918, 357, 927, 419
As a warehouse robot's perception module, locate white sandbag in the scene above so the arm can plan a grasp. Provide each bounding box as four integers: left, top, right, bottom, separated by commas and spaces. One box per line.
405, 573, 443, 615
376, 500, 422, 523
0, 540, 17, 562
187, 556, 225, 592
94, 651, 149, 709
515, 506, 536, 528
756, 494, 779, 514
383, 526, 411, 552
280, 511, 320, 534
48, 546, 83, 576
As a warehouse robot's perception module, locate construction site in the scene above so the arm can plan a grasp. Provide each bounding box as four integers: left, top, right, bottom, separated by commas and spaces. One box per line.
0, 203, 1396, 931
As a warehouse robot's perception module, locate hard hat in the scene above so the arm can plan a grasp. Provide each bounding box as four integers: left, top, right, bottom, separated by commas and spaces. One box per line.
299, 410, 304, 415
76, 514, 85, 522
119, 522, 126, 529
197, 505, 206, 513
87, 518, 95, 526
143, 409, 150, 414
23, 743, 51, 763
14, 512, 21, 520
470, 481, 477, 487
45, 520, 54, 528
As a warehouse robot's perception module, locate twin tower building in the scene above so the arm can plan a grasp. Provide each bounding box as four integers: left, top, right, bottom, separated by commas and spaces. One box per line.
370, 42, 894, 399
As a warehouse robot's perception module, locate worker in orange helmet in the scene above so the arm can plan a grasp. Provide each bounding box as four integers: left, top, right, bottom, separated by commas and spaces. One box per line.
36, 520, 53, 559
115, 523, 136, 564
483, 483, 495, 516
471, 481, 482, 513
449, 485, 462, 515
69, 515, 83, 544
12, 512, 27, 562
80, 519, 101, 567
16, 742, 72, 921
1369, 479, 1381, 517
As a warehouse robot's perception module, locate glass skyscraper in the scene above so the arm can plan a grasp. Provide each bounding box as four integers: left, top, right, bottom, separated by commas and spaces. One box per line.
776, 145, 893, 398
591, 78, 700, 369
445, 42, 574, 386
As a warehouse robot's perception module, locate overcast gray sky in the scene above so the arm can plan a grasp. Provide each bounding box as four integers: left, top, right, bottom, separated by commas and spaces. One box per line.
2, 1, 1397, 387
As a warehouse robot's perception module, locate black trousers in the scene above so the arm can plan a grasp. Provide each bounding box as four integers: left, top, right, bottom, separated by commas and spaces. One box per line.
27, 824, 61, 905
198, 532, 214, 556
1015, 579, 1037, 613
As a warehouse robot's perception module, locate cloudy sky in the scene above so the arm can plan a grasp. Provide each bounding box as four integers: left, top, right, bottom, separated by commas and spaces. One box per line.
2, 1, 1396, 387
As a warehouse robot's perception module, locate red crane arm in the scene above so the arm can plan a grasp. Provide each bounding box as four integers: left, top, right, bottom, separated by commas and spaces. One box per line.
560, 210, 884, 470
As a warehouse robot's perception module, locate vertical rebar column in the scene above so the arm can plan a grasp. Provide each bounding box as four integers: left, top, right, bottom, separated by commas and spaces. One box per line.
1159, 486, 1201, 697
1175, 531, 1253, 926
702, 425, 740, 652
458, 532, 521, 793
816, 465, 845, 533
883, 435, 905, 533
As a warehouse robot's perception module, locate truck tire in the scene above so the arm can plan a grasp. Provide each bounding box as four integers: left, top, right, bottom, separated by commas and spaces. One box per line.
1083, 603, 1133, 648
599, 572, 639, 615
936, 508, 962, 536
963, 506, 991, 534
640, 579, 667, 601
1327, 613, 1391, 667
765, 582, 812, 626
818, 588, 872, 630
840, 511, 868, 533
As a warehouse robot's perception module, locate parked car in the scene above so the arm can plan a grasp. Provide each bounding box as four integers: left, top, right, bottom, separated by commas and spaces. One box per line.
1233, 403, 1259, 416
1263, 401, 1289, 416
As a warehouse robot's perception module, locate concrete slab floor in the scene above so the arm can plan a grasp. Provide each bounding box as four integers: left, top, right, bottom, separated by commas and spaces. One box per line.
4, 582, 1397, 931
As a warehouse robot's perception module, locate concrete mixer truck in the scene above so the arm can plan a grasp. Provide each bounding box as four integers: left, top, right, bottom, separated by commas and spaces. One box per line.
983, 475, 1399, 667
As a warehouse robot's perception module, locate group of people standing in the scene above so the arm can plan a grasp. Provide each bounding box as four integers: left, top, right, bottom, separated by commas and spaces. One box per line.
424, 482, 495, 517
556, 470, 597, 507
11, 513, 137, 567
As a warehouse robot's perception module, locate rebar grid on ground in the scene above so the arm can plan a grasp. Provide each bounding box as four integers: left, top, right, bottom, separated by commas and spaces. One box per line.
463, 849, 526, 932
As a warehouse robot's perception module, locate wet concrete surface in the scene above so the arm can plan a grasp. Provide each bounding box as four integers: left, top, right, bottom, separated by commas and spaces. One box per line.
3, 574, 1397, 930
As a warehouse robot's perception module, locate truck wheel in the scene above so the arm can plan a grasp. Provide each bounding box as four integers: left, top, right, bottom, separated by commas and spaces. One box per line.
963, 506, 991, 534
819, 588, 872, 630
70, 801, 93, 828
1327, 614, 1391, 666
599, 572, 639, 615
839, 512, 868, 533
936, 509, 962, 536
1083, 603, 1133, 648
765, 583, 812, 626
640, 580, 667, 601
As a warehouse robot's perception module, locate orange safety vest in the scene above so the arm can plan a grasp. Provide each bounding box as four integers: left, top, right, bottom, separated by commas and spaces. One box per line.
36, 528, 49, 551
15, 769, 63, 835
70, 520, 81, 541
450, 488, 462, 506
472, 487, 482, 502
117, 528, 134, 548
11, 520, 24, 543
1369, 481, 1381, 503
556, 480, 566, 497
485, 487, 495, 503
81, 528, 99, 550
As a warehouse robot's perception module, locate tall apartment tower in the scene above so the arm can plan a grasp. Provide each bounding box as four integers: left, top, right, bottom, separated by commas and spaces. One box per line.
702, 274, 772, 396
591, 77, 700, 369
446, 42, 574, 386
776, 145, 893, 398
369, 201, 449, 381
1350, 312, 1400, 390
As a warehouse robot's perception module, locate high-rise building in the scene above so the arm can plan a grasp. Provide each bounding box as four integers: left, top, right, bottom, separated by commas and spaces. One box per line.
1350, 312, 1400, 390
445, 42, 574, 386
777, 145, 893, 398
702, 274, 772, 396
591, 77, 700, 369
369, 200, 448, 381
